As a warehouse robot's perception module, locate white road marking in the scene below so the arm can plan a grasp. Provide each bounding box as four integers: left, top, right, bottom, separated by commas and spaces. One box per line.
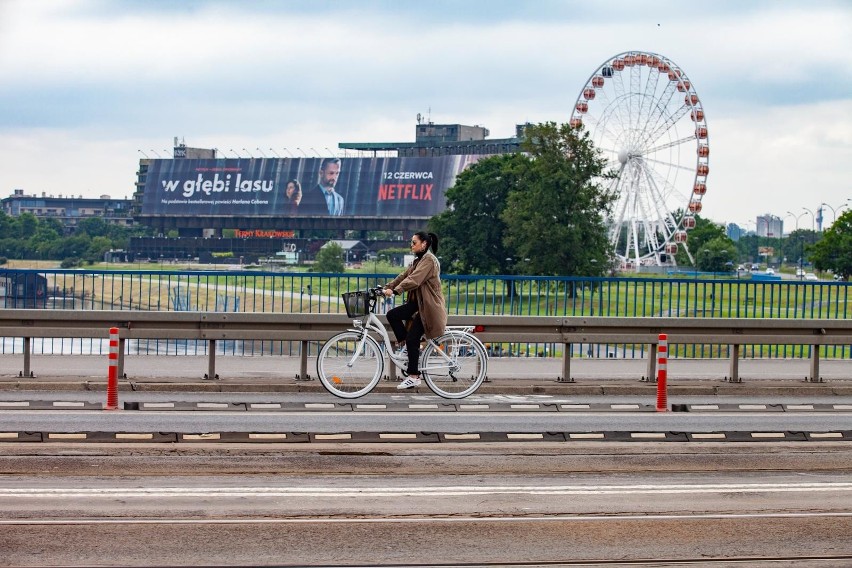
3, 482, 851, 499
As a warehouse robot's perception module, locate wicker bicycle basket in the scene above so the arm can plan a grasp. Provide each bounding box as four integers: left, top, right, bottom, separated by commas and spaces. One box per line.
341, 290, 373, 318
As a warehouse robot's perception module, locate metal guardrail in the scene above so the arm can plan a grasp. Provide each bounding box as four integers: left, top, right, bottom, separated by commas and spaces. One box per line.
0, 310, 849, 383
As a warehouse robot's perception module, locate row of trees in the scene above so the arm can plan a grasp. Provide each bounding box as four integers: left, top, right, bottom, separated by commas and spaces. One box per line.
0, 212, 146, 266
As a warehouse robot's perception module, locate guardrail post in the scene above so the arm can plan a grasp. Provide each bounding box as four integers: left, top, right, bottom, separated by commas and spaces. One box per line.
296, 340, 311, 381
646, 341, 657, 383
22, 337, 32, 378
728, 344, 741, 383
117, 337, 126, 380
558, 344, 573, 383
205, 339, 218, 380
810, 346, 821, 383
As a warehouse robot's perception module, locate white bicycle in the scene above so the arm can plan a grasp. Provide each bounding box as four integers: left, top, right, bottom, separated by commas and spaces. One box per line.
317, 287, 488, 399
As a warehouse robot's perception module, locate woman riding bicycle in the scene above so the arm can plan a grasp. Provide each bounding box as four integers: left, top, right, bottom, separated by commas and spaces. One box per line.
383, 231, 446, 389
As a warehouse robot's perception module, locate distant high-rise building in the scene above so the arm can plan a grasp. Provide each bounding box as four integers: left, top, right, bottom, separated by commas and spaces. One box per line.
756, 214, 783, 238
726, 223, 744, 241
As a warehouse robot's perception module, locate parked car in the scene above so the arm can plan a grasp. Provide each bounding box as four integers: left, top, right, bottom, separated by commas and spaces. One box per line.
765, 267, 775, 275
804, 273, 818, 281
795, 268, 805, 277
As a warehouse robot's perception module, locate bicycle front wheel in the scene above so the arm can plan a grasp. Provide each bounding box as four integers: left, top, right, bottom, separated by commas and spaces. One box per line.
317, 331, 384, 398
421, 331, 487, 399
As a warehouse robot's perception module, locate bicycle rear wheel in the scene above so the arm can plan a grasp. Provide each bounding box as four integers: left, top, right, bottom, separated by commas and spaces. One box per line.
317, 331, 383, 398
421, 331, 487, 399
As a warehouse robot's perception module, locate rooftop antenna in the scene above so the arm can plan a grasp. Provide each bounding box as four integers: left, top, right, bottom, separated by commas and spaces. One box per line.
417, 112, 422, 125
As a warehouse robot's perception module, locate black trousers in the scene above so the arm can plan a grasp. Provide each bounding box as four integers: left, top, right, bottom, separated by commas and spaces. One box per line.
386, 300, 425, 375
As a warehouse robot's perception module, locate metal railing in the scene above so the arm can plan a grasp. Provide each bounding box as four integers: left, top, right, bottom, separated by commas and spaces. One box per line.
1, 268, 850, 361
0, 310, 849, 383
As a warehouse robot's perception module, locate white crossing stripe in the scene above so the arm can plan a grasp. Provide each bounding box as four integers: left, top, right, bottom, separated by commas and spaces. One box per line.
631, 432, 667, 439
197, 403, 229, 409
143, 402, 175, 408
751, 432, 786, 438
182, 433, 221, 440
248, 433, 288, 440
612, 404, 641, 409
690, 405, 720, 410
305, 403, 336, 409
569, 433, 605, 439
739, 404, 767, 410
48, 433, 86, 439
0, 433, 20, 439
356, 404, 387, 409
809, 432, 843, 438
459, 404, 489, 411
507, 433, 544, 439
510, 404, 541, 409
115, 433, 154, 440
0, 402, 29, 407
560, 404, 591, 409
409, 404, 439, 409
378, 433, 417, 439
786, 404, 814, 410
250, 403, 282, 409
690, 433, 726, 439
314, 433, 351, 440
53, 402, 85, 407
444, 433, 480, 440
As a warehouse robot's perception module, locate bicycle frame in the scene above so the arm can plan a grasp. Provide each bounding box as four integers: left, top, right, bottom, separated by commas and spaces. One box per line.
348, 313, 477, 374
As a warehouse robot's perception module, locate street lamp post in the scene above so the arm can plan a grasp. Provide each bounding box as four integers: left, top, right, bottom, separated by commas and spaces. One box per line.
820, 202, 849, 227
802, 207, 815, 233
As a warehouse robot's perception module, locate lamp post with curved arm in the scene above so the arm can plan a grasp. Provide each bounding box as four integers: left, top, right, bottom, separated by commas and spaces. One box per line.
821, 202, 849, 227
787, 211, 808, 279
802, 207, 815, 232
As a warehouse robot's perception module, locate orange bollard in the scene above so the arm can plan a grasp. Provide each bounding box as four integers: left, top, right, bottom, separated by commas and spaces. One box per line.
656, 333, 668, 412
105, 327, 119, 411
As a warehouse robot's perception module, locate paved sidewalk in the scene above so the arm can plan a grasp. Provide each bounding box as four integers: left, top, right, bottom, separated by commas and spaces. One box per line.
0, 355, 849, 396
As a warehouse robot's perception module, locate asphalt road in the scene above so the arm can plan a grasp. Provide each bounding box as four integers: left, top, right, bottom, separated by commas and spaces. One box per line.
2, 355, 850, 566
1, 442, 851, 566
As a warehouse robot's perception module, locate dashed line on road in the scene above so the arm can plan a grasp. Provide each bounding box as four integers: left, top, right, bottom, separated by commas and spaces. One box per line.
0, 430, 849, 444
3, 400, 851, 413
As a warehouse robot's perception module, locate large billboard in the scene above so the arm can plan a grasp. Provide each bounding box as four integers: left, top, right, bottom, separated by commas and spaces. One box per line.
140, 156, 484, 217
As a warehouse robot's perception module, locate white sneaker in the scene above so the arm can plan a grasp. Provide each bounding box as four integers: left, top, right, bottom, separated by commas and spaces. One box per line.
396, 376, 421, 390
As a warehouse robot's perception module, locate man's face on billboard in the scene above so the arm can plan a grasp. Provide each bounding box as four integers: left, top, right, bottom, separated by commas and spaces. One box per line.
320, 162, 341, 190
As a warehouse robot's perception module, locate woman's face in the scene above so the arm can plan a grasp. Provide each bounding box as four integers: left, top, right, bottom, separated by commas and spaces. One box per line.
410, 236, 426, 253
286, 182, 295, 198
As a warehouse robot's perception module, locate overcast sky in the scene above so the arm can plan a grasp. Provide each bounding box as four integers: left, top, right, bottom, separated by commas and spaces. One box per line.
0, 0, 850, 229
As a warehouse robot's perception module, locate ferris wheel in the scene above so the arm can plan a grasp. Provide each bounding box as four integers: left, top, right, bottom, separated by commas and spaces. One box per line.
570, 51, 709, 269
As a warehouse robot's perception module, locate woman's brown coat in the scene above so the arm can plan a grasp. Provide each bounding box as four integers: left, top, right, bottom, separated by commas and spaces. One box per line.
386, 251, 447, 339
